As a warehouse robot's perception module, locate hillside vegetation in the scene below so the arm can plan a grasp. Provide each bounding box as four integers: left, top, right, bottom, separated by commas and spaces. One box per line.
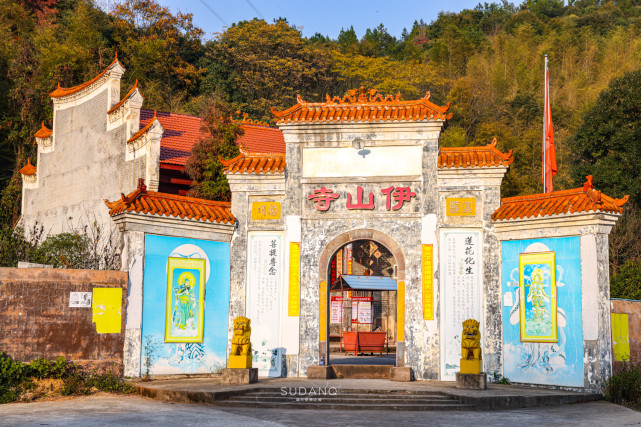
2, 0, 641, 282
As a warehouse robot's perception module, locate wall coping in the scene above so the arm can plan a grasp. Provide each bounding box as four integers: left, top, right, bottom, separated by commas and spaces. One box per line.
0, 267, 127, 283
493, 211, 620, 240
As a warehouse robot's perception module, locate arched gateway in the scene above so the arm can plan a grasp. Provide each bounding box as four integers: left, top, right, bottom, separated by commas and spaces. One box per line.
318, 229, 406, 367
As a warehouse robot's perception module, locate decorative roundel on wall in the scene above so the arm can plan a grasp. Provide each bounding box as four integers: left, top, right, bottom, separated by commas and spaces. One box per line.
166, 243, 211, 283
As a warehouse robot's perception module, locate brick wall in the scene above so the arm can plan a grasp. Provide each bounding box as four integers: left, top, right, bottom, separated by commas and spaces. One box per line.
0, 268, 127, 371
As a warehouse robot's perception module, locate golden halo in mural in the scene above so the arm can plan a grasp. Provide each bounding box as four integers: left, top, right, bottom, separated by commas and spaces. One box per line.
177, 271, 196, 288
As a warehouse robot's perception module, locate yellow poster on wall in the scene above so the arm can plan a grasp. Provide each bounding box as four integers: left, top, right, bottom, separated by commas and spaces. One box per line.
611, 313, 631, 362
288, 242, 301, 316
422, 244, 434, 320
519, 252, 558, 343
92, 288, 122, 334
397, 281, 405, 342
320, 281, 328, 341
252, 202, 281, 220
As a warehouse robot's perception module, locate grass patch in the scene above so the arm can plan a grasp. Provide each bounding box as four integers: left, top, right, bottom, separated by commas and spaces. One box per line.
0, 352, 134, 403
605, 362, 641, 410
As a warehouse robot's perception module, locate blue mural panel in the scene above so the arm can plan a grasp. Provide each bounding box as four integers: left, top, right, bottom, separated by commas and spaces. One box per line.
501, 237, 583, 387
142, 235, 230, 375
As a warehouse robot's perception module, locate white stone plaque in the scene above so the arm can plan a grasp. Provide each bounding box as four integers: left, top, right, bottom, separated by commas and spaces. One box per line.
69, 292, 92, 308
246, 232, 283, 377
440, 229, 482, 380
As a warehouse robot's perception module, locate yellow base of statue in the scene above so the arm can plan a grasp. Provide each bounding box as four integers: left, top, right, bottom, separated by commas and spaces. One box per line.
228, 354, 253, 369
460, 358, 482, 375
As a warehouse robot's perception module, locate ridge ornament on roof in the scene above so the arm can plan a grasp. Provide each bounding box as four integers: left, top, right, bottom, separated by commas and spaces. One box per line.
19, 158, 37, 176
270, 86, 453, 124
492, 175, 629, 221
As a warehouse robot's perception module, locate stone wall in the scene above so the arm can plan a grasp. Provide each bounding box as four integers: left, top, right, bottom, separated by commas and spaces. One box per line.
21, 75, 149, 238
0, 268, 128, 371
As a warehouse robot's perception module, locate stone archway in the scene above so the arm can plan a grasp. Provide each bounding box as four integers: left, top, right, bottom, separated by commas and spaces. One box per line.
318, 229, 406, 367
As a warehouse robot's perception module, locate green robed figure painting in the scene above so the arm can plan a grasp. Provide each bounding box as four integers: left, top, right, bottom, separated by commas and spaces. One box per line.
519, 252, 558, 343
165, 257, 206, 343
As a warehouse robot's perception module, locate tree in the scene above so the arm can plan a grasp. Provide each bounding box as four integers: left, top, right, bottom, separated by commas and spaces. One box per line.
571, 69, 641, 207
200, 19, 334, 121
184, 94, 242, 201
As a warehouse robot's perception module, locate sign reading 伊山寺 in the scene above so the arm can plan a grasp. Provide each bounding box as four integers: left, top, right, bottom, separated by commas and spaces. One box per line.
252, 202, 281, 220
446, 198, 475, 216
307, 186, 416, 211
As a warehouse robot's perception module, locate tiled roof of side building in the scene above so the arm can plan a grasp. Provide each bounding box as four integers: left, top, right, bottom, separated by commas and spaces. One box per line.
270, 87, 452, 124
220, 151, 286, 174
34, 121, 52, 139
20, 158, 37, 176
491, 176, 629, 221
438, 138, 514, 169
50, 55, 122, 98
139, 109, 285, 167
105, 179, 235, 224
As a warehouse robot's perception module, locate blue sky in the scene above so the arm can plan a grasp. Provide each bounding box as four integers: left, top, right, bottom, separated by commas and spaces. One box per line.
152, 0, 490, 40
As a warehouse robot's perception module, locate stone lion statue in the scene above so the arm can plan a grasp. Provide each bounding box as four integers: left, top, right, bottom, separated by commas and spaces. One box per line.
461, 319, 481, 360
231, 316, 252, 356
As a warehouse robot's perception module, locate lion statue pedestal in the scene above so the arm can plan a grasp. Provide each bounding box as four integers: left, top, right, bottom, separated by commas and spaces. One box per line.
455, 319, 487, 390
222, 316, 257, 385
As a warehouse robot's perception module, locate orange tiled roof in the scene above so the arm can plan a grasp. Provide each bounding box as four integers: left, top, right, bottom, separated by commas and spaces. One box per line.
34, 121, 52, 139
108, 79, 141, 114
438, 138, 514, 169
105, 179, 235, 224
20, 158, 37, 176
492, 176, 629, 221
271, 87, 452, 124
139, 109, 285, 167
50, 55, 121, 98
220, 151, 286, 174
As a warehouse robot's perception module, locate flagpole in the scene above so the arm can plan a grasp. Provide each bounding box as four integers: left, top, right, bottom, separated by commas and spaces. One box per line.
543, 54, 548, 192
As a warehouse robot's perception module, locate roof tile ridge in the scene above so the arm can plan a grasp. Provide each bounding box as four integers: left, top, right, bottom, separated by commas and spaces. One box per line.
50, 55, 121, 98
146, 190, 232, 207
500, 187, 584, 203
108, 79, 140, 114
219, 152, 246, 167
486, 137, 514, 162
128, 110, 157, 143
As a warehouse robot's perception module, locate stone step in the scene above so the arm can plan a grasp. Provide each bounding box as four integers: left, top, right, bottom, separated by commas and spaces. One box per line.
226, 395, 462, 405
213, 400, 474, 411
238, 391, 454, 399
242, 386, 452, 399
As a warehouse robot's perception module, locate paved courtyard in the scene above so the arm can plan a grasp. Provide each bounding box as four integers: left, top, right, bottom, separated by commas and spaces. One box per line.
0, 394, 639, 426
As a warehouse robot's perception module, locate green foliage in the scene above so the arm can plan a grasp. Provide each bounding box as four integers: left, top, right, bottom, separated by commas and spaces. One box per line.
0, 353, 133, 403
611, 261, 641, 301
184, 94, 242, 201
571, 69, 641, 207
0, 223, 120, 269
142, 335, 160, 380
605, 363, 641, 408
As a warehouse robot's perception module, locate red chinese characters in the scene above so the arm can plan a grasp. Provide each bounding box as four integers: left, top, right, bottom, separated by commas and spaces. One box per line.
308, 185, 416, 211
307, 187, 340, 211
381, 186, 416, 210
346, 186, 374, 210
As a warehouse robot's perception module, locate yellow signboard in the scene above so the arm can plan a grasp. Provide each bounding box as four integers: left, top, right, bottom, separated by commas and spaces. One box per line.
288, 242, 301, 316
92, 288, 122, 334
422, 244, 434, 320
611, 313, 631, 361
397, 281, 405, 342
251, 202, 281, 220
446, 198, 475, 216
320, 281, 328, 341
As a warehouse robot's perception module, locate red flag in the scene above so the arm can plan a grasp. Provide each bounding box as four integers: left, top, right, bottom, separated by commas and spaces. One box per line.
543, 57, 557, 193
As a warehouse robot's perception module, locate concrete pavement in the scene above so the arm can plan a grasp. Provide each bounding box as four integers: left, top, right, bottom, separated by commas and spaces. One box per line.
0, 394, 640, 426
